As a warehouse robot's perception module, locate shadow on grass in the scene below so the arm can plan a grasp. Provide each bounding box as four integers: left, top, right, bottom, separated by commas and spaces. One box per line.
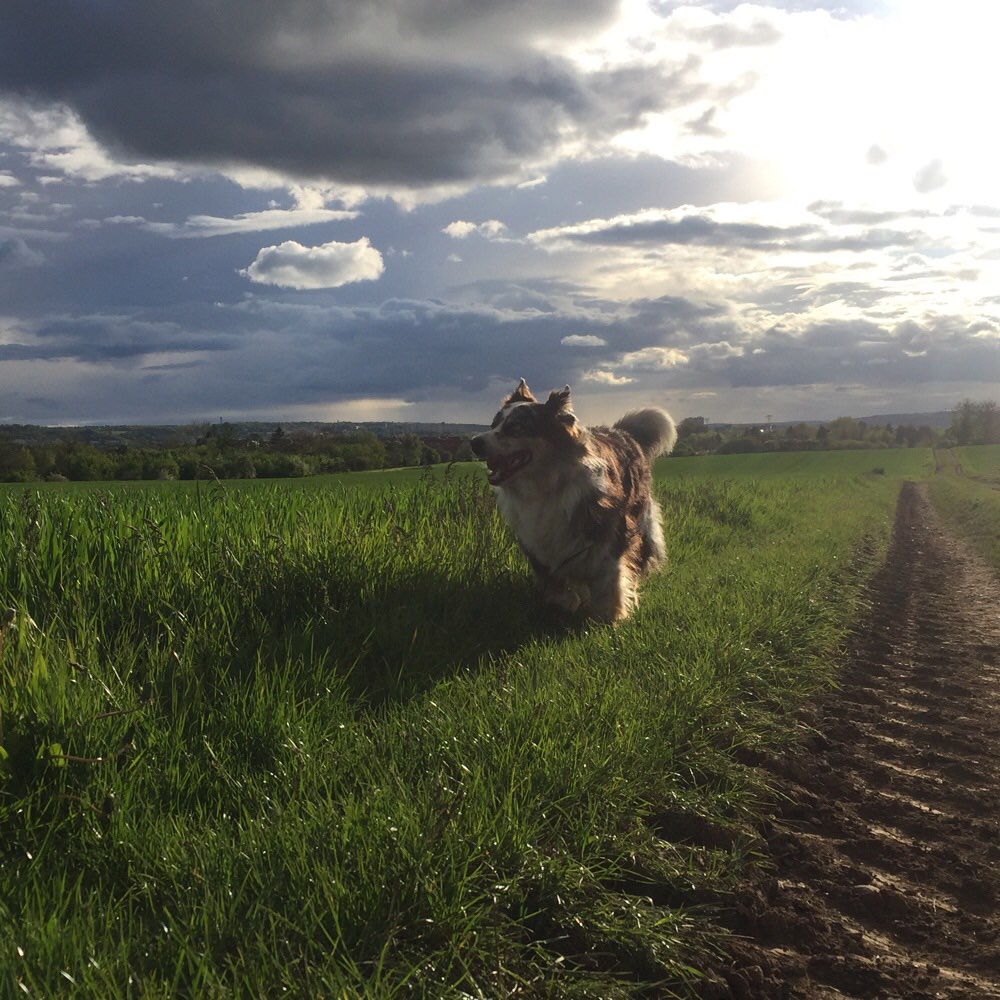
327, 580, 578, 709
222, 563, 579, 711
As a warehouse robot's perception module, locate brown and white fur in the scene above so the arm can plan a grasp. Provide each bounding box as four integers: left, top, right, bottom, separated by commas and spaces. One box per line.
471, 379, 677, 623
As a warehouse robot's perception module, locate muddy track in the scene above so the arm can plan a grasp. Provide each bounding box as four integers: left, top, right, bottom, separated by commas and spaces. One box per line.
703, 481, 1000, 1000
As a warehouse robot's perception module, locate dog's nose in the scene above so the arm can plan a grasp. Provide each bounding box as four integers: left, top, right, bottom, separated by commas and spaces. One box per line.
470, 434, 486, 458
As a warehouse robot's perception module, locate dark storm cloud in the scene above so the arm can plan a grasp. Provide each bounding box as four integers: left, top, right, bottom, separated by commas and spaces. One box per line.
0, 0, 694, 190
4, 312, 239, 363
198, 297, 622, 412
229, 293, 996, 410
3, 287, 996, 424
627, 295, 730, 342
0, 236, 44, 268
717, 318, 1000, 389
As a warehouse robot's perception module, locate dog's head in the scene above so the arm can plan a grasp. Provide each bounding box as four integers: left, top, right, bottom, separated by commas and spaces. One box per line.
470, 379, 581, 486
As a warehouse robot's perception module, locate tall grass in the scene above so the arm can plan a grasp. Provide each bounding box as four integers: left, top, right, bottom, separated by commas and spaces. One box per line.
1, 452, 927, 997
927, 445, 1000, 574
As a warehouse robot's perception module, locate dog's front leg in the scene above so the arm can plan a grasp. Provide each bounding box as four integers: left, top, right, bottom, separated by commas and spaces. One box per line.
541, 575, 590, 614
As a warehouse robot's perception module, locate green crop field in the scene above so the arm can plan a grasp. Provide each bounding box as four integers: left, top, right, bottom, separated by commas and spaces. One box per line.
926, 445, 1000, 575
0, 446, 979, 998
657, 447, 929, 482
953, 443, 1000, 483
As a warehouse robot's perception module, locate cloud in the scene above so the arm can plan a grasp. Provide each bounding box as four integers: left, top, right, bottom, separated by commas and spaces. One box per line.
530, 206, 929, 258
685, 106, 725, 137
582, 369, 635, 385
138, 206, 358, 238
653, 0, 889, 18
240, 238, 385, 290
0, 99, 186, 183
442, 219, 509, 240
0, 312, 237, 363
561, 334, 608, 347
618, 346, 690, 370
531, 210, 812, 249
1, 289, 996, 426
913, 159, 948, 194
682, 16, 782, 49
0, 1, 688, 195
0, 237, 44, 268
866, 144, 888, 165
0, 3, 996, 430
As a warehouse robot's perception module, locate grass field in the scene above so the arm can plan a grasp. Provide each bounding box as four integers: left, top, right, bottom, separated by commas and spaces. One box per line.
0, 446, 959, 997
926, 446, 1000, 575
953, 443, 1000, 483
657, 447, 926, 482
0, 462, 464, 496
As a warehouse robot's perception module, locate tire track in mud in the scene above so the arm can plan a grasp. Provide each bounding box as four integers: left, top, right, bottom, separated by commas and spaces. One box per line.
703, 481, 1000, 1000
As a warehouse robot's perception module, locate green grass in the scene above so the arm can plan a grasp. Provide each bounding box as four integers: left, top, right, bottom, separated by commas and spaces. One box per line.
954, 443, 1000, 483
927, 445, 1000, 575
0, 450, 930, 997
658, 446, 932, 481
0, 462, 471, 495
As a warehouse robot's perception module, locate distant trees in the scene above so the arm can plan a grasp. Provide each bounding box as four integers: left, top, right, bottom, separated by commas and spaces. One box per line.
674, 416, 723, 456
948, 399, 999, 445
0, 425, 449, 483
675, 412, 946, 457
0, 399, 995, 484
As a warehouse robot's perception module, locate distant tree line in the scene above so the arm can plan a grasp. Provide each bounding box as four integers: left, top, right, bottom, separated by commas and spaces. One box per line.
0, 423, 474, 484
948, 399, 1000, 447
0, 401, 995, 483
669, 398, 998, 457
673, 415, 938, 456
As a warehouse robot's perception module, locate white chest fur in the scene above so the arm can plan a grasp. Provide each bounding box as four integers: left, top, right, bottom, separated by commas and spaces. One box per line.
494, 464, 601, 571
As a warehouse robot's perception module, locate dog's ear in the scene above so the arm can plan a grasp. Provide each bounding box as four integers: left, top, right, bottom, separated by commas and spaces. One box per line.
545, 385, 577, 428
503, 378, 536, 406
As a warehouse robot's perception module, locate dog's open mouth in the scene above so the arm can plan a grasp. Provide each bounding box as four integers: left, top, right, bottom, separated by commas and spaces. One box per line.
486, 450, 531, 485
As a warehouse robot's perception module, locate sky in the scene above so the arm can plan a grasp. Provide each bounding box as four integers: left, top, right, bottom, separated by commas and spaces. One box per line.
0, 0, 997, 428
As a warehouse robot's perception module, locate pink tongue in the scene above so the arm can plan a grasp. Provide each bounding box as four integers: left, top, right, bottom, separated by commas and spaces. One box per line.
487, 452, 526, 483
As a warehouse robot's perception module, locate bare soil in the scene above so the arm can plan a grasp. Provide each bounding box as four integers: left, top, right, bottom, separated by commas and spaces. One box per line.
702, 481, 1000, 999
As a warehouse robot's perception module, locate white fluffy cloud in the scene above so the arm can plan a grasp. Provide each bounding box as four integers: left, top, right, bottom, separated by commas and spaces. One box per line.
561, 334, 608, 347
442, 219, 509, 240
582, 369, 635, 386
241, 238, 384, 290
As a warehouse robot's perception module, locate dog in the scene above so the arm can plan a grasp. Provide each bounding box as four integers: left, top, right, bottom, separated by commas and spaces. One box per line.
470, 379, 676, 623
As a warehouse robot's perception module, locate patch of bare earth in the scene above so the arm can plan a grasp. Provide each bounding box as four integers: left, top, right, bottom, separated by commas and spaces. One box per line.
702, 481, 1000, 1000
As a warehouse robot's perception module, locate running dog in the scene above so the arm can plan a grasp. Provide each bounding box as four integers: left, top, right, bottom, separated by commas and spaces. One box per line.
470, 379, 676, 623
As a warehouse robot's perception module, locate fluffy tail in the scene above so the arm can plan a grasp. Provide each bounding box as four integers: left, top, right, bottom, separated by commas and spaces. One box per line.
615, 408, 677, 459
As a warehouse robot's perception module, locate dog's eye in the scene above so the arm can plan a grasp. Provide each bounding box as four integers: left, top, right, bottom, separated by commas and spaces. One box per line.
503, 416, 534, 437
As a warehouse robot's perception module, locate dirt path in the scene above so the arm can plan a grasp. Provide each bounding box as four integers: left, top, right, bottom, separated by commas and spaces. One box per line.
704, 481, 1000, 999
